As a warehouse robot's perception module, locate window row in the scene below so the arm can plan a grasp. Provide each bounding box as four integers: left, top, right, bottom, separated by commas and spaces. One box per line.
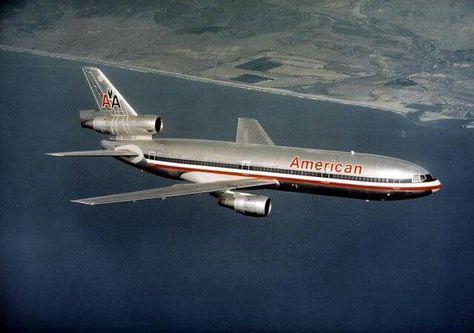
145, 154, 412, 184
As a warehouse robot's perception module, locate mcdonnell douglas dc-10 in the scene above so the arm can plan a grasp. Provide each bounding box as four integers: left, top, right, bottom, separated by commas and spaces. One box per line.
48, 67, 441, 217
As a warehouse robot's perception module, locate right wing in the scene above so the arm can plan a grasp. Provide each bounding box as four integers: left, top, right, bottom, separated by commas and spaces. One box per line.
236, 118, 275, 145
72, 178, 277, 205
46, 149, 139, 157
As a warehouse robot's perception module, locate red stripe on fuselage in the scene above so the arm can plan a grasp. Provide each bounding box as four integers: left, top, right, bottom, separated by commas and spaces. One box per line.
146, 161, 441, 192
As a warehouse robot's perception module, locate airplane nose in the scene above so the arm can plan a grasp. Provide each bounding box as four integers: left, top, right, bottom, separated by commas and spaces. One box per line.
432, 179, 442, 193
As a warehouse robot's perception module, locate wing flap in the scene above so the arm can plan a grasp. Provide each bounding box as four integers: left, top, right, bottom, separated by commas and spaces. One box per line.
72, 178, 278, 205
46, 150, 138, 157
236, 118, 275, 145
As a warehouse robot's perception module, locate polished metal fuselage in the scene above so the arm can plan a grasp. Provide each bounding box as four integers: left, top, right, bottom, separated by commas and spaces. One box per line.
102, 138, 441, 201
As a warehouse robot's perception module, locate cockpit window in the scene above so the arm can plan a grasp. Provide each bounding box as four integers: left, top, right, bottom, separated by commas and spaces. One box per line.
423, 174, 436, 182
413, 174, 436, 183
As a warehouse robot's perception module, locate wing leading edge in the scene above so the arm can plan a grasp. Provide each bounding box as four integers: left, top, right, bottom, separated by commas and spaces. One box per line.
72, 178, 278, 205
46, 150, 139, 157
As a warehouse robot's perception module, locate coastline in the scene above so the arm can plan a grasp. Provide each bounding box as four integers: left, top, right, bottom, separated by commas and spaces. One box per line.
1, 44, 417, 118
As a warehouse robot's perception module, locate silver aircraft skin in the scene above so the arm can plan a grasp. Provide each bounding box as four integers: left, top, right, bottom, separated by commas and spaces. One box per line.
48, 67, 441, 217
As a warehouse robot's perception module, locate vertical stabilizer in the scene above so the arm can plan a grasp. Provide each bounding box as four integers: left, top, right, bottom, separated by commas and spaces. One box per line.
82, 67, 138, 116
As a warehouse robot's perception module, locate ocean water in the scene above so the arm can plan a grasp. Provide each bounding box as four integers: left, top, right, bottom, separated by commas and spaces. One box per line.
1, 50, 473, 332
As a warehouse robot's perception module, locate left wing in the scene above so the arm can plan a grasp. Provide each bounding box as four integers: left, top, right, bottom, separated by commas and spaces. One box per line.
46, 149, 139, 157
72, 178, 278, 205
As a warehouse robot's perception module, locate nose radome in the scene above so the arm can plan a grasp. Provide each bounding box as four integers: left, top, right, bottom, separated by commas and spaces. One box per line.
432, 179, 442, 193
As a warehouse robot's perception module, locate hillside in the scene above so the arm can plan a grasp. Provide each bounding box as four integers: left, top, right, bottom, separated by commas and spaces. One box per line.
1, 0, 473, 122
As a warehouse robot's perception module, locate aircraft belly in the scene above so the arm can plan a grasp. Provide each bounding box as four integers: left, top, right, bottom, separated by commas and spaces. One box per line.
278, 181, 432, 201
147, 164, 184, 180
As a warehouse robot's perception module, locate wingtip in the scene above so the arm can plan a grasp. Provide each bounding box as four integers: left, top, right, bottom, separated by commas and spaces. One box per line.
71, 199, 95, 206
46, 152, 62, 157
238, 117, 254, 121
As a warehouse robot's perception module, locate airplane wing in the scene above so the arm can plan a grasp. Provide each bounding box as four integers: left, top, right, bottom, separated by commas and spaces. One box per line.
72, 178, 277, 205
236, 118, 275, 145
46, 150, 139, 157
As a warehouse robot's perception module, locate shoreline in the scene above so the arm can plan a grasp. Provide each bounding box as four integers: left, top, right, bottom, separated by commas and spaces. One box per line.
0, 45, 460, 124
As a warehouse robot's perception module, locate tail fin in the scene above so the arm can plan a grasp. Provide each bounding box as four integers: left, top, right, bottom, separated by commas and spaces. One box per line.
82, 67, 137, 116
236, 118, 275, 145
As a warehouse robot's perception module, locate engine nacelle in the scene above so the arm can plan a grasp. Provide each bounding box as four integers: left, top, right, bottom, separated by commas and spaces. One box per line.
217, 192, 272, 217
80, 111, 163, 137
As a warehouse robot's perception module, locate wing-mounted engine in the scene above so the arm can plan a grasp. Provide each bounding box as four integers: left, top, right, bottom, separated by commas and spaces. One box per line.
80, 110, 163, 140
217, 191, 272, 217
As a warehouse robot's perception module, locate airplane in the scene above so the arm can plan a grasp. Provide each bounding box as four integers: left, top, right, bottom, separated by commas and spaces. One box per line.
47, 67, 442, 217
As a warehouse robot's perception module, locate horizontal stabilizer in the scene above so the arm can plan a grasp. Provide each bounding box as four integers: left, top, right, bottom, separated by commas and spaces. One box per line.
236, 118, 275, 145
46, 150, 138, 157
72, 178, 278, 205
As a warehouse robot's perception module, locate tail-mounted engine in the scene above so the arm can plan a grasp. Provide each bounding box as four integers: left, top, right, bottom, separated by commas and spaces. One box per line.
217, 192, 272, 217
79, 110, 163, 140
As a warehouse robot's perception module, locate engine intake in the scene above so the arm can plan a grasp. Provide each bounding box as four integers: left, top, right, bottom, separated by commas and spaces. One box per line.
218, 192, 272, 217
80, 111, 163, 137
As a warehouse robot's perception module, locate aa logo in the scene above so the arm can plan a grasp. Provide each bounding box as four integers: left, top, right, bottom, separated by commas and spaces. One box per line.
101, 90, 121, 109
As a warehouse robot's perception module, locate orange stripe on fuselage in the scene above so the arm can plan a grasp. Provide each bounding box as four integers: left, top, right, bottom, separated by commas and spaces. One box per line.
147, 161, 441, 193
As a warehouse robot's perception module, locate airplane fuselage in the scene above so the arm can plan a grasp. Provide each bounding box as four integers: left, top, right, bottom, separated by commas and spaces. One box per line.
102, 138, 441, 201
50, 67, 441, 216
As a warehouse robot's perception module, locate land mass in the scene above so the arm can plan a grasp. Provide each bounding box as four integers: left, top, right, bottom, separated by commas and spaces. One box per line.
1, 0, 473, 123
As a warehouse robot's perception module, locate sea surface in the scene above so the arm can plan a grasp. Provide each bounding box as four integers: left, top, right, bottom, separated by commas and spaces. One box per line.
1, 50, 473, 332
